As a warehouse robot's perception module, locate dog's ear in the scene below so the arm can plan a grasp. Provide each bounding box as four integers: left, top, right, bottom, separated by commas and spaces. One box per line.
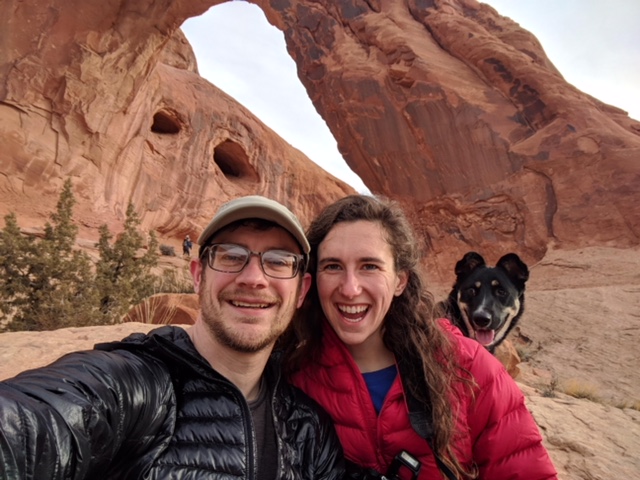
497, 253, 529, 287
454, 251, 485, 280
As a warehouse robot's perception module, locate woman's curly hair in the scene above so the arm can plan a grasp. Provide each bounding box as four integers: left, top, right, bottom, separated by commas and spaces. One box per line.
281, 194, 476, 479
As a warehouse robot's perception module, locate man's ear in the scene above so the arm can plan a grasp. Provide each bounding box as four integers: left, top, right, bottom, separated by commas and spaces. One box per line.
297, 272, 312, 308
190, 258, 203, 294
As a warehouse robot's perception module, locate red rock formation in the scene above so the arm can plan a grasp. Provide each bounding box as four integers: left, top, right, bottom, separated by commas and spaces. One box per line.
253, 0, 640, 278
2, 0, 639, 282
0, 0, 353, 244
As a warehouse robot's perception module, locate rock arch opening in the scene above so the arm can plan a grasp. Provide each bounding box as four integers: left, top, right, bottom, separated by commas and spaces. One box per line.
180, 1, 367, 192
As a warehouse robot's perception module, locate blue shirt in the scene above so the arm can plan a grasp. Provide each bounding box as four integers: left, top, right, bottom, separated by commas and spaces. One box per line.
362, 365, 398, 413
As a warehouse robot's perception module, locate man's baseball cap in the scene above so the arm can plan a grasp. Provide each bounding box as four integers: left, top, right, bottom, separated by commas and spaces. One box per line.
197, 195, 310, 255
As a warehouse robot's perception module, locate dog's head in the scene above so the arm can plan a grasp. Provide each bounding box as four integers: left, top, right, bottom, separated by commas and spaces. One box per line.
453, 252, 529, 349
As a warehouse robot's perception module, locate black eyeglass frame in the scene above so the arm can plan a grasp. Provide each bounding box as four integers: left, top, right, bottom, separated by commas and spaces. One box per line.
201, 243, 307, 279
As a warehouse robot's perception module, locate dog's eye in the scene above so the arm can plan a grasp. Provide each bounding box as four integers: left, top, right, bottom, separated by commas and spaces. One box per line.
466, 287, 476, 297
495, 287, 507, 297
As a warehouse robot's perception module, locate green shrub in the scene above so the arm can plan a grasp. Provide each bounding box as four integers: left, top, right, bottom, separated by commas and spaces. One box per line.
159, 244, 176, 256
0, 180, 99, 331
156, 267, 194, 294
0, 180, 162, 331
94, 203, 159, 325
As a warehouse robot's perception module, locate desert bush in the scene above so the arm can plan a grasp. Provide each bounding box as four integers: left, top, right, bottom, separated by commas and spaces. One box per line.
541, 376, 558, 398
159, 244, 176, 256
614, 400, 640, 411
156, 267, 194, 294
123, 294, 178, 325
515, 345, 534, 362
561, 379, 601, 402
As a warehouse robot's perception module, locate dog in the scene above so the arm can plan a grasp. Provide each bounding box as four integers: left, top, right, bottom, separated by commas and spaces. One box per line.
441, 251, 529, 353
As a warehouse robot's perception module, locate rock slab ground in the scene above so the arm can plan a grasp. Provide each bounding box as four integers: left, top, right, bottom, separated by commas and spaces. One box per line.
2, 246, 639, 478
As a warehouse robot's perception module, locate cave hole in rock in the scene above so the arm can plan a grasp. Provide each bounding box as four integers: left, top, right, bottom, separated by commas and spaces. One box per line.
214, 140, 258, 182
151, 110, 182, 134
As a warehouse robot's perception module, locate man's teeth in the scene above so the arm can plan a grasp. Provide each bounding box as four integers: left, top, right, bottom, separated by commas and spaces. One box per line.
231, 301, 269, 309
339, 305, 367, 314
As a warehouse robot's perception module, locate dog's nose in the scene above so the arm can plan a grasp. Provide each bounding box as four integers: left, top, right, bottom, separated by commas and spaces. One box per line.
472, 312, 492, 329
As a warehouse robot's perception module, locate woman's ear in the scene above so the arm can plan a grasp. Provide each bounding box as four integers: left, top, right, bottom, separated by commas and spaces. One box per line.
395, 271, 409, 296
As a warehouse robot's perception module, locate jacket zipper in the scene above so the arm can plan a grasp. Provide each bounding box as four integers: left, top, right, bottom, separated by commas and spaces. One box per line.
271, 368, 284, 479
237, 388, 257, 479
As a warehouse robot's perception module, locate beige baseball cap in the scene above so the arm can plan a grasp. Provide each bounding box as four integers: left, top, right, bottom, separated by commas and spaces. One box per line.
197, 195, 310, 255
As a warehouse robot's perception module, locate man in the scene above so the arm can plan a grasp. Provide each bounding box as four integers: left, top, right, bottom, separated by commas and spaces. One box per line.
0, 196, 345, 479
182, 234, 193, 257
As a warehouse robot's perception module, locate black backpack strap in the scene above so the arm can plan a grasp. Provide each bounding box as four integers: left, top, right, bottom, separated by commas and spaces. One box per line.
397, 357, 458, 480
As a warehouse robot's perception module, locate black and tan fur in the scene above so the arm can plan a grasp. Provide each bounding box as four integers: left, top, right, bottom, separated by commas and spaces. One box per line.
442, 252, 529, 353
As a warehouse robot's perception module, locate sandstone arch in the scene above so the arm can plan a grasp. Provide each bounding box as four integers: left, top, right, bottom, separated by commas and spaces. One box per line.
1, 0, 638, 280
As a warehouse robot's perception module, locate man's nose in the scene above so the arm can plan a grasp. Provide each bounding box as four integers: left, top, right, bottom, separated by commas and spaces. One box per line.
235, 255, 268, 286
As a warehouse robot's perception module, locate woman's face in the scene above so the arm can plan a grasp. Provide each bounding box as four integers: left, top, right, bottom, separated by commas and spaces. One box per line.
316, 220, 408, 354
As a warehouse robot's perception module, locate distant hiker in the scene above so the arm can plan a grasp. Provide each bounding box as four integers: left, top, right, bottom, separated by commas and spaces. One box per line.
183, 235, 193, 257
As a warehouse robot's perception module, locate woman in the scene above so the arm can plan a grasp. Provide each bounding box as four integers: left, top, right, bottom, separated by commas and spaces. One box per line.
282, 195, 557, 479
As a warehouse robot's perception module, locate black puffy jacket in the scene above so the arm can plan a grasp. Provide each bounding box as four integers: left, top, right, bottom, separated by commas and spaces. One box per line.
0, 326, 345, 479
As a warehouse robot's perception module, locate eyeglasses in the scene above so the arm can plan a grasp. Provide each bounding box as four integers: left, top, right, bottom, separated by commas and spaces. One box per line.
203, 243, 305, 279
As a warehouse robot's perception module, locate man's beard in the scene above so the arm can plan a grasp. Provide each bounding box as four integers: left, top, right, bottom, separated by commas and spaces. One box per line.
199, 274, 299, 353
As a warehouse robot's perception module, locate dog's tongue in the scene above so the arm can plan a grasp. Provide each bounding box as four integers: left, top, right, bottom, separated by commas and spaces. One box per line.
476, 330, 495, 346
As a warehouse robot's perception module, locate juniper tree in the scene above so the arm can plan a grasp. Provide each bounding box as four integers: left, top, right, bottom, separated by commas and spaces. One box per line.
0, 179, 98, 331
0, 182, 161, 331
94, 203, 159, 324
0, 212, 34, 325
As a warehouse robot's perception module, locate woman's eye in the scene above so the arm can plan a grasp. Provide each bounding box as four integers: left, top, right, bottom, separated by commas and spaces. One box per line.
362, 263, 379, 271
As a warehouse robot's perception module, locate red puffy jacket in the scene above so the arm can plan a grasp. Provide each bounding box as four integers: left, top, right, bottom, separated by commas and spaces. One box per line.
290, 320, 557, 479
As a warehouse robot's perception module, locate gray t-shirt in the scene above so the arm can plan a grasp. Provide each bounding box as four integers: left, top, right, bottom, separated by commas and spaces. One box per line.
249, 377, 277, 479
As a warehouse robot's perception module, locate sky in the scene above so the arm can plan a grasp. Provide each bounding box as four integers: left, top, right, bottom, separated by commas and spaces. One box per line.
181, 1, 639, 193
